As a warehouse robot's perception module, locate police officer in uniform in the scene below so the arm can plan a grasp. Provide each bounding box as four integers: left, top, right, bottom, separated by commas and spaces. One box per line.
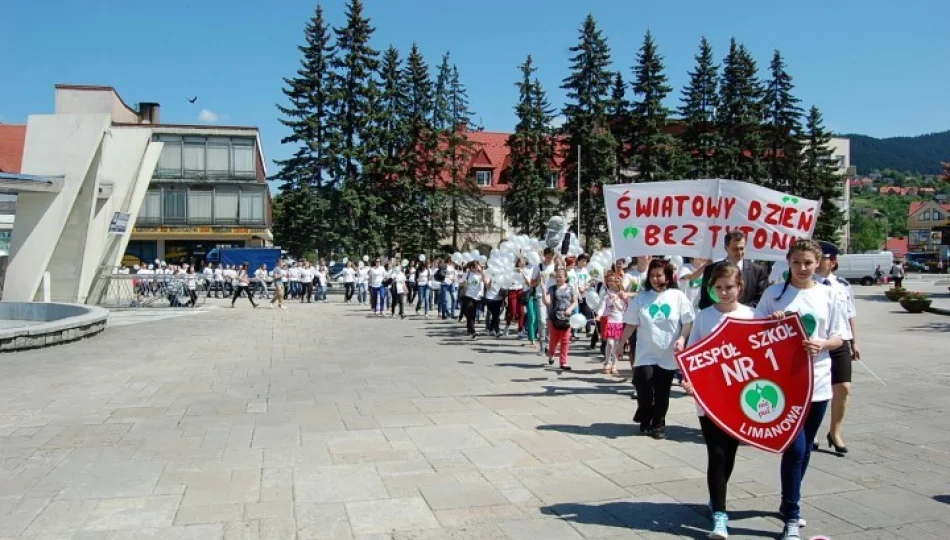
814, 241, 860, 455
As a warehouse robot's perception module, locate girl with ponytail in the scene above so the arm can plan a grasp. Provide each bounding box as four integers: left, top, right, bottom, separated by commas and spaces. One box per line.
755, 239, 848, 540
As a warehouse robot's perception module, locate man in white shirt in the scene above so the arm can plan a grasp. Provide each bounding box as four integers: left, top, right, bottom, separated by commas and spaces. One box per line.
440, 262, 458, 320
530, 248, 557, 352
357, 262, 369, 305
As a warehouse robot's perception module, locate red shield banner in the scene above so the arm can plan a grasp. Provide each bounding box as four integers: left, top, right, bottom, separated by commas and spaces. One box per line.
675, 314, 813, 454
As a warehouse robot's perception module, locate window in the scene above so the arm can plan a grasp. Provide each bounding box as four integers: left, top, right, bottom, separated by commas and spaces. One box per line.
183, 139, 205, 176
547, 173, 559, 189
207, 139, 230, 175
156, 139, 182, 176
215, 189, 239, 223
239, 189, 265, 224
835, 155, 846, 169
232, 141, 255, 176
921, 210, 931, 221
163, 188, 187, 223
188, 187, 213, 223
934, 211, 943, 221
475, 170, 492, 186
139, 190, 162, 223
473, 207, 493, 225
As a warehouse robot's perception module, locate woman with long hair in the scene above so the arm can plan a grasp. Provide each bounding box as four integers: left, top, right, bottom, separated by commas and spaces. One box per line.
231, 262, 258, 308
543, 267, 577, 370
505, 258, 528, 337
624, 259, 693, 439
756, 239, 847, 540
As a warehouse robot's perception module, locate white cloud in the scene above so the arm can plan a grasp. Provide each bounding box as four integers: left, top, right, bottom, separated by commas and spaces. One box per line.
198, 108, 221, 123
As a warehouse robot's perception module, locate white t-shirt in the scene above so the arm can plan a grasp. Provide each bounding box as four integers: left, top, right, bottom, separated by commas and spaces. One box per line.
214, 268, 224, 282
416, 267, 429, 285
443, 265, 458, 285
342, 267, 356, 283
485, 279, 503, 301
624, 268, 646, 293
677, 264, 703, 308
290, 267, 301, 282
255, 268, 267, 282
597, 290, 628, 323
533, 262, 556, 296
357, 267, 369, 284
687, 304, 756, 416
429, 266, 439, 289
369, 266, 387, 288
815, 273, 855, 340
628, 288, 695, 370
508, 269, 527, 291
755, 282, 848, 402
315, 266, 327, 286
576, 266, 591, 294
392, 271, 408, 294
463, 271, 484, 300
769, 260, 789, 285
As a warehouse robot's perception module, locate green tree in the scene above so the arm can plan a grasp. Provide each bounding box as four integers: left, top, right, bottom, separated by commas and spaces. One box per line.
679, 37, 719, 179
560, 14, 618, 249
849, 208, 885, 252
432, 53, 453, 131
762, 50, 803, 192
441, 60, 480, 250
801, 106, 845, 243
504, 55, 555, 237
629, 30, 684, 181
607, 72, 630, 180
272, 4, 336, 256
716, 39, 765, 183
329, 0, 380, 255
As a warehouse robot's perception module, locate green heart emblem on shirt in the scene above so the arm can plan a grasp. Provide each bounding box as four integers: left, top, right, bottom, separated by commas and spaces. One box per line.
801, 313, 817, 336
782, 270, 789, 281
649, 303, 671, 319
690, 277, 703, 289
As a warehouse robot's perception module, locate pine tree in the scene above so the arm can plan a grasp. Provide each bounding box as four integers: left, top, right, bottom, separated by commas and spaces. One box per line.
607, 72, 630, 180
560, 14, 618, 249
716, 39, 765, 183
629, 30, 683, 181
432, 53, 453, 132
801, 106, 845, 244
504, 55, 555, 237
762, 50, 804, 192
679, 37, 719, 179
272, 4, 336, 256
442, 60, 480, 250
330, 0, 380, 255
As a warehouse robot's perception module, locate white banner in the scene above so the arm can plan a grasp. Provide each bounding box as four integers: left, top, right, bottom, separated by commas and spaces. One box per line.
603, 179, 819, 262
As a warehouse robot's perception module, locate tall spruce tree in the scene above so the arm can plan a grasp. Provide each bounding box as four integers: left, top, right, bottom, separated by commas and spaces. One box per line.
801, 106, 845, 244
369, 46, 408, 255
504, 55, 555, 237
607, 72, 630, 180
629, 30, 683, 181
272, 4, 336, 256
432, 53, 453, 132
762, 50, 804, 192
716, 39, 765, 183
678, 37, 719, 179
442, 61, 480, 249
560, 14, 618, 249
330, 0, 380, 255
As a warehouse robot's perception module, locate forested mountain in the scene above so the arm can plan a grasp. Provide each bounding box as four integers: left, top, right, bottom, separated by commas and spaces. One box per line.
845, 130, 950, 175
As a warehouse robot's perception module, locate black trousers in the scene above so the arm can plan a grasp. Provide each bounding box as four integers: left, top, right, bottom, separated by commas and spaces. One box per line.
185, 290, 198, 307
301, 282, 314, 302
231, 285, 257, 306
633, 365, 675, 430
344, 282, 354, 302
486, 299, 503, 334
463, 297, 477, 335
391, 292, 405, 316
407, 282, 417, 304
700, 415, 739, 512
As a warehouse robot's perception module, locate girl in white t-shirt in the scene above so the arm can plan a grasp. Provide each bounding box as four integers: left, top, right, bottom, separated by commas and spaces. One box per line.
390, 266, 408, 318
460, 262, 485, 338
683, 262, 754, 540
415, 261, 431, 317
505, 258, 529, 337
755, 239, 846, 540
596, 271, 628, 375
357, 263, 369, 305
342, 262, 356, 303
624, 259, 694, 438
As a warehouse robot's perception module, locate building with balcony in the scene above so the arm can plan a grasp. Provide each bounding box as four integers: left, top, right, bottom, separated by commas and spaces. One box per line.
127, 125, 272, 267
906, 200, 950, 259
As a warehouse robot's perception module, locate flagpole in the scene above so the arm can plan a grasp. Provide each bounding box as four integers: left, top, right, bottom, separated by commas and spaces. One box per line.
577, 145, 581, 249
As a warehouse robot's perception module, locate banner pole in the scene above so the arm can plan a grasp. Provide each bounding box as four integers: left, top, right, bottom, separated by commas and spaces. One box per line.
577, 144, 581, 249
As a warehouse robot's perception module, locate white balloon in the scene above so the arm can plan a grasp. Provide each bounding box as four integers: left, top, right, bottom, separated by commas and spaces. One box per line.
330, 260, 336, 266
527, 251, 542, 266
342, 257, 349, 264
358, 261, 365, 268
670, 256, 684, 269
419, 254, 426, 262
587, 261, 605, 282
400, 259, 408, 267
478, 255, 487, 265
569, 313, 587, 330
500, 240, 514, 253
363, 255, 369, 262
585, 289, 602, 310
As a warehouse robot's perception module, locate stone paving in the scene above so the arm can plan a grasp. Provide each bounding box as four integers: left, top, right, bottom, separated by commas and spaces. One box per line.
1, 286, 949, 539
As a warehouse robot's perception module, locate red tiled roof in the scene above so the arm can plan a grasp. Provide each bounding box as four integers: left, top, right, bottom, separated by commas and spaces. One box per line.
0, 124, 27, 173
439, 131, 568, 194
908, 201, 950, 216
885, 237, 908, 256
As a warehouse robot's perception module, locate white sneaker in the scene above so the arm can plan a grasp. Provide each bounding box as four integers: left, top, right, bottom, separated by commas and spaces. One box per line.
781, 520, 800, 540
710, 511, 729, 539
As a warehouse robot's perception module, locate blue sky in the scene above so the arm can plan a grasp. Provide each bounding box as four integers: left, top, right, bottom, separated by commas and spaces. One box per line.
2, 0, 948, 176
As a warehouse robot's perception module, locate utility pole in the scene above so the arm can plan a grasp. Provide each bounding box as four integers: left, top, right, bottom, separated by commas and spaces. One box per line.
576, 145, 582, 249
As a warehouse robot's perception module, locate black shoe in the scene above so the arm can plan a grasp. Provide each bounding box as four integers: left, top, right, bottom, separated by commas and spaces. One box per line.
548, 357, 555, 366
559, 365, 572, 371
651, 428, 667, 440
638, 422, 652, 434
827, 433, 848, 454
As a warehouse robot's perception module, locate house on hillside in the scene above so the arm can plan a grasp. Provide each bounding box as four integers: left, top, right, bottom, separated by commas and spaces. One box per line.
906, 200, 950, 255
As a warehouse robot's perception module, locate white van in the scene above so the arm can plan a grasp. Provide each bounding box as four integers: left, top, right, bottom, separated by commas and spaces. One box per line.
836, 252, 894, 285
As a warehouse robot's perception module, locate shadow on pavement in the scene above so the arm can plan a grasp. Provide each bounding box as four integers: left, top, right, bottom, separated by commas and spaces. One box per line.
906, 322, 950, 332
537, 422, 704, 444
934, 494, 950, 505
540, 501, 777, 538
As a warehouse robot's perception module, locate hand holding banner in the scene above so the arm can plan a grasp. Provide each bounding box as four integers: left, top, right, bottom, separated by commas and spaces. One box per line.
675, 314, 813, 454
603, 179, 820, 261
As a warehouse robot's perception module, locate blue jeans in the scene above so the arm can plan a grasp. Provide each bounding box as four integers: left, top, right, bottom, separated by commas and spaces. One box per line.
417, 285, 430, 314
780, 399, 829, 522
357, 283, 367, 304
379, 286, 388, 312
315, 283, 326, 301
440, 284, 456, 318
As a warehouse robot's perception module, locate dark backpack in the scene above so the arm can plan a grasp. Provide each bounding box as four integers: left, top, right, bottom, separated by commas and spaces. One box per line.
434, 268, 446, 282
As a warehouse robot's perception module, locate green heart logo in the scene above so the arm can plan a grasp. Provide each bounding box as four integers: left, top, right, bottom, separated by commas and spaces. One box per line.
690, 277, 703, 289
660, 304, 671, 318
781, 196, 800, 204
623, 226, 640, 239
801, 313, 817, 336
782, 270, 789, 281
760, 384, 779, 407
744, 386, 762, 410
782, 196, 790, 203
648, 304, 659, 318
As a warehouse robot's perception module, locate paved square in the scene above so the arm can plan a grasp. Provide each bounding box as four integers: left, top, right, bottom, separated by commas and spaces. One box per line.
1, 280, 949, 539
